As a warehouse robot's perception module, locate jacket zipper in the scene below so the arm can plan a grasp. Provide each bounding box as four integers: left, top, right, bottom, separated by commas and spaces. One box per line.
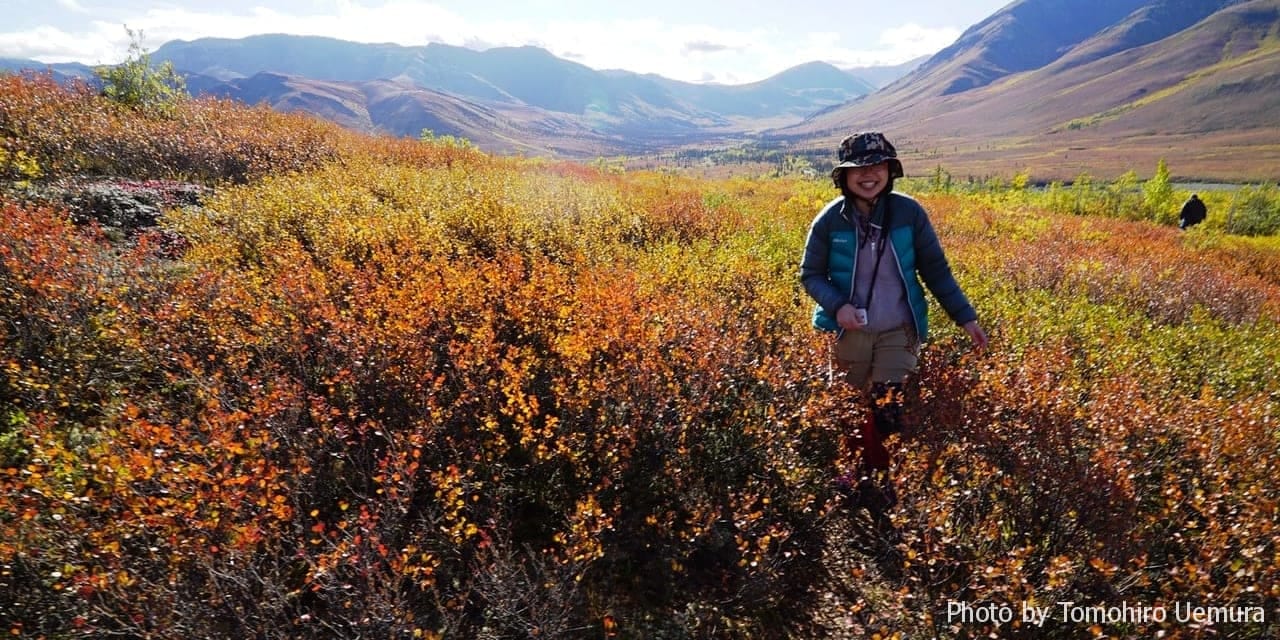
885, 232, 921, 338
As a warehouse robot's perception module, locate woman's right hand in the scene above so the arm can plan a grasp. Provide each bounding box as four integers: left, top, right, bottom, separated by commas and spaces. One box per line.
836, 304, 866, 331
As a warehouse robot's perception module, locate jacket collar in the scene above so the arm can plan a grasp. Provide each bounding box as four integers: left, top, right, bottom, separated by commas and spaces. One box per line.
839, 192, 889, 226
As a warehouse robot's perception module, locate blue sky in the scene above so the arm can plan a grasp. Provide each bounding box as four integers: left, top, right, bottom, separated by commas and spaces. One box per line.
1, 0, 1012, 84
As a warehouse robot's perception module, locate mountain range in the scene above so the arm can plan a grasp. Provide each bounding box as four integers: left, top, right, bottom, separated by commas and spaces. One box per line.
5, 0, 1279, 180
776, 0, 1280, 180
2, 35, 886, 157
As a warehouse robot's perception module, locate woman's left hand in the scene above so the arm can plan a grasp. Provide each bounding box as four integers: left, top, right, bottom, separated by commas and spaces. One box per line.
962, 320, 989, 352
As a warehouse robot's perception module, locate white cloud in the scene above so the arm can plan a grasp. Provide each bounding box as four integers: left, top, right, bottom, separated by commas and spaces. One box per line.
121, 3, 470, 50
771, 23, 959, 72
682, 40, 735, 55
0, 24, 120, 64
880, 23, 960, 59
528, 20, 770, 83
56, 0, 90, 12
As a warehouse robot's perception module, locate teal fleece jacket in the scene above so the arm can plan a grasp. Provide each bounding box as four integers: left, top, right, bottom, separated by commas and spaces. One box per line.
800, 192, 976, 341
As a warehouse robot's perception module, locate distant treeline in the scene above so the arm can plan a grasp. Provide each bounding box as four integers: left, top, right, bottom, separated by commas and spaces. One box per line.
903, 161, 1280, 237
651, 144, 1280, 237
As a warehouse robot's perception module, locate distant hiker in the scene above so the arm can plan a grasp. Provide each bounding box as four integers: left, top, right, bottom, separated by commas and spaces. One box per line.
800, 131, 988, 512
1179, 193, 1207, 230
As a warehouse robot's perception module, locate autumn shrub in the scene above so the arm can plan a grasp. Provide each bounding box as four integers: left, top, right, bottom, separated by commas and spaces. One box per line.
0, 201, 186, 634
0, 73, 354, 184
154, 163, 839, 638
0, 73, 93, 180
871, 194, 1280, 639
1195, 232, 1280, 292
0, 160, 845, 638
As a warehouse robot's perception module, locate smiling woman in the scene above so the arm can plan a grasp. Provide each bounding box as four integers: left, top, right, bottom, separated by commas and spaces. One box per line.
801, 130, 987, 515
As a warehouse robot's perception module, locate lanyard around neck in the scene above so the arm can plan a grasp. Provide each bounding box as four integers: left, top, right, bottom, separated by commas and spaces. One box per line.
858, 219, 889, 311
848, 194, 893, 311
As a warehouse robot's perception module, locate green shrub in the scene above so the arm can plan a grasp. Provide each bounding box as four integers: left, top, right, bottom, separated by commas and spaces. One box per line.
1226, 183, 1280, 236
94, 27, 187, 116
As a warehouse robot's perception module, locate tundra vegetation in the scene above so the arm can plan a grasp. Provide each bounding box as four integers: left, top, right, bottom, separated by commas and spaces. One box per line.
1, 71, 1278, 639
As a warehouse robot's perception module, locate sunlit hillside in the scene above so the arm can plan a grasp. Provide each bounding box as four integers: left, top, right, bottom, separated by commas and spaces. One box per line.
2, 73, 1278, 639
775, 0, 1280, 183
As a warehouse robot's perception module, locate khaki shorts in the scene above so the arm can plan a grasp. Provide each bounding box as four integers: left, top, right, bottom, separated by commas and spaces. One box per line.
830, 324, 920, 388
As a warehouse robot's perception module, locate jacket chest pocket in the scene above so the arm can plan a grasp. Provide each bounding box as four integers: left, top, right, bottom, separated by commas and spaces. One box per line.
828, 230, 856, 276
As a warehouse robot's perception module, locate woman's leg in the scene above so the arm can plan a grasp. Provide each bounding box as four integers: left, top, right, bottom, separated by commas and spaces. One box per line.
867, 325, 919, 437
859, 326, 921, 509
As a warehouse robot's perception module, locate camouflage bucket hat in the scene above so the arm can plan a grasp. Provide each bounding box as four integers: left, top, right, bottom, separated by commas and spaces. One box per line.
830, 131, 905, 185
